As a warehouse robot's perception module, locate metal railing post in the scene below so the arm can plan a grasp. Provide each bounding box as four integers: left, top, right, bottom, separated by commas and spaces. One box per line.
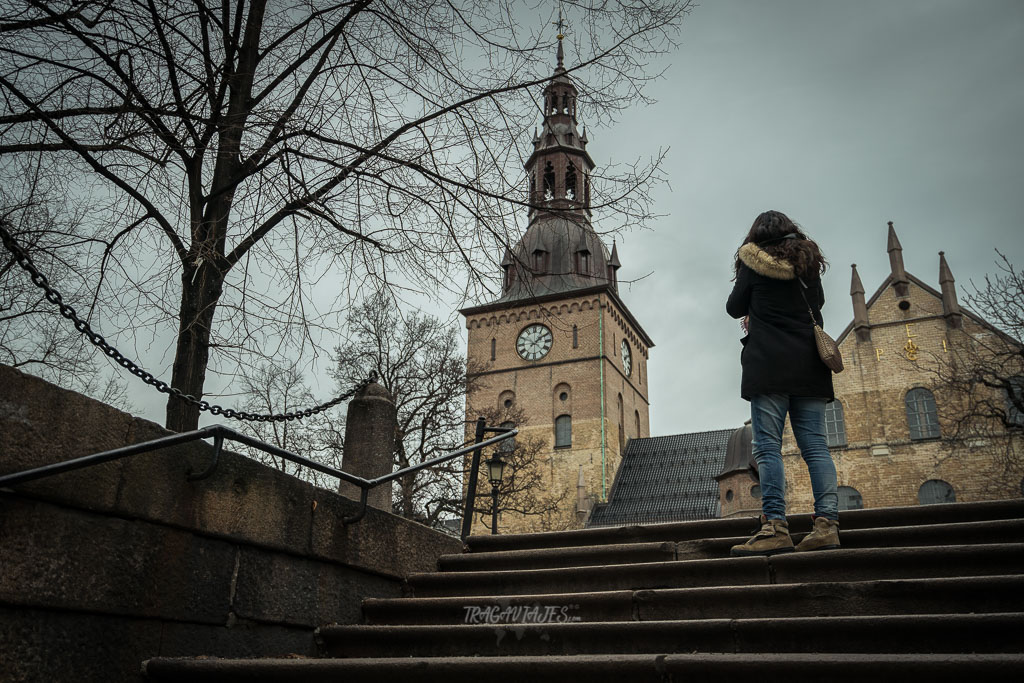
460, 416, 487, 541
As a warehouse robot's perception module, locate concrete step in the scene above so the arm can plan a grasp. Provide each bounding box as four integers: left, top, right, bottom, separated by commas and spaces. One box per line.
363, 574, 1024, 625
442, 518, 1024, 570
320, 612, 1024, 658
406, 542, 1024, 597
143, 653, 1024, 682
465, 499, 1024, 552
438, 541, 678, 572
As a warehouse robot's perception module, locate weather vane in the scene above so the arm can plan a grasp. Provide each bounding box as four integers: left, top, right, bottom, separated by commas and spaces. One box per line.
553, 4, 567, 41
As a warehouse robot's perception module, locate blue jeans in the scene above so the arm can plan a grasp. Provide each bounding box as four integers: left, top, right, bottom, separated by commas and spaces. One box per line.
750, 394, 838, 521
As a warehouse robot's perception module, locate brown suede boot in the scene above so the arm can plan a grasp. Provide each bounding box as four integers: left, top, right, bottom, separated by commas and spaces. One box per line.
795, 516, 840, 552
730, 515, 794, 557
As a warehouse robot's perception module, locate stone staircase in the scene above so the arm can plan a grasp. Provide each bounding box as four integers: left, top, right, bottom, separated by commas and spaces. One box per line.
143, 500, 1024, 681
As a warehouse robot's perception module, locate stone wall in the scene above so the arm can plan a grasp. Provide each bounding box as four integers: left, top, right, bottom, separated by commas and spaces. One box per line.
0, 365, 462, 682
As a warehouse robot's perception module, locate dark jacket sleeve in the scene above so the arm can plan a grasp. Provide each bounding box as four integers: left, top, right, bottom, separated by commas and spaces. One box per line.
726, 266, 751, 319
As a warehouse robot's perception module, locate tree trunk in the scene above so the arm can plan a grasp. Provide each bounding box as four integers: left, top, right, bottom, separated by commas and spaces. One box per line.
165, 263, 224, 432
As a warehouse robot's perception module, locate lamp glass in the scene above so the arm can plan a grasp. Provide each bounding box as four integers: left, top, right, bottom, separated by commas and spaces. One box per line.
487, 455, 506, 485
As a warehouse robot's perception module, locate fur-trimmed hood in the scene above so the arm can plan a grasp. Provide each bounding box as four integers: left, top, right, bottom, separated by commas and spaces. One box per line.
738, 243, 795, 280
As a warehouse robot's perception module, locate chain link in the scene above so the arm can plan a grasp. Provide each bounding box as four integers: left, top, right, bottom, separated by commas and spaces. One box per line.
0, 222, 373, 422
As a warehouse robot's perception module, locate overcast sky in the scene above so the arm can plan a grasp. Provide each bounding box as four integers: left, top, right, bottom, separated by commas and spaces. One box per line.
590, 0, 1024, 436
109, 1, 1024, 437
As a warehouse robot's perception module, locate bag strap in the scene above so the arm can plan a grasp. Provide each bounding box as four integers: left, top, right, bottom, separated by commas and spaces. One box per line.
796, 277, 819, 327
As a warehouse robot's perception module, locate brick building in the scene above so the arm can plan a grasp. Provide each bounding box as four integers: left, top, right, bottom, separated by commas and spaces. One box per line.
461, 39, 652, 534
718, 222, 1023, 518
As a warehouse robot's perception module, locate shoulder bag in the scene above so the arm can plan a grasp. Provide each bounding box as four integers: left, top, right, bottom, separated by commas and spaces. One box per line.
798, 278, 844, 373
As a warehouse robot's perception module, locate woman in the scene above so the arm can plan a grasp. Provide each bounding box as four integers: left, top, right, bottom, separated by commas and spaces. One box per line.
726, 210, 840, 556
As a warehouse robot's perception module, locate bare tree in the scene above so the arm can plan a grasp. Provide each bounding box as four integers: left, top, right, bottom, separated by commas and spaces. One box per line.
332, 294, 566, 528
929, 252, 1024, 490
231, 361, 345, 486
1, 160, 131, 409
0, 1, 687, 432
467, 403, 572, 534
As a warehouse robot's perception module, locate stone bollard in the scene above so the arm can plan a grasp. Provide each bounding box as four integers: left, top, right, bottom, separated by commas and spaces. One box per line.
338, 382, 396, 511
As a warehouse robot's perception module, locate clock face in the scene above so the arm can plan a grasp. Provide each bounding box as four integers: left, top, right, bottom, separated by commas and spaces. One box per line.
517, 324, 553, 360
621, 340, 632, 376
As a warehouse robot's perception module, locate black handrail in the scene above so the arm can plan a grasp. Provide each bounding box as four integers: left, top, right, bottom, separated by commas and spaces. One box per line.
0, 421, 516, 528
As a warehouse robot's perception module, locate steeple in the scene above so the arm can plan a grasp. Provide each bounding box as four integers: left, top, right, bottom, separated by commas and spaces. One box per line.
939, 251, 963, 329
850, 263, 870, 342
524, 37, 595, 221
497, 32, 618, 303
887, 221, 910, 297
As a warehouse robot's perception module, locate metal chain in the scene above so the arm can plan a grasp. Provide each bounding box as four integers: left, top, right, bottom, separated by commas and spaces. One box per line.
0, 222, 373, 422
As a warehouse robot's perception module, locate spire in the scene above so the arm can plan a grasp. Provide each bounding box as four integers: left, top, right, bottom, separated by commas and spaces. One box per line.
850, 264, 870, 341
607, 240, 620, 291
887, 221, 910, 297
939, 251, 962, 329
609, 240, 621, 268
554, 6, 566, 70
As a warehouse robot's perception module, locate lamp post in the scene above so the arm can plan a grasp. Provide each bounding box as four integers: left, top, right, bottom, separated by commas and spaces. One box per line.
486, 453, 506, 535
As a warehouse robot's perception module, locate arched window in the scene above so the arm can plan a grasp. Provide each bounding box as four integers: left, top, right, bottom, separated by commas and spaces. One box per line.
1006, 376, 1024, 427
837, 486, 863, 511
542, 161, 555, 199
635, 410, 641, 438
554, 414, 572, 448
905, 388, 940, 440
919, 479, 956, 505
572, 325, 578, 349
824, 400, 847, 447
490, 337, 496, 361
565, 162, 577, 200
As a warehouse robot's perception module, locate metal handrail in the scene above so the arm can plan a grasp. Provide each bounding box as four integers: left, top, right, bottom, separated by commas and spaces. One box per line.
0, 421, 516, 528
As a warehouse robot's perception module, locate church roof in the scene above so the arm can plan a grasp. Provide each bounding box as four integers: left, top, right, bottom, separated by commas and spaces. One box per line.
497, 213, 613, 303
586, 429, 732, 527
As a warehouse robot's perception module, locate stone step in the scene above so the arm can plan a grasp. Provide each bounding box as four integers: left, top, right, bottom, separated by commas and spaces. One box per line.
465, 499, 1024, 553
363, 574, 1024, 625
441, 518, 1024, 570
320, 612, 1024, 658
143, 653, 1024, 682
407, 542, 1024, 597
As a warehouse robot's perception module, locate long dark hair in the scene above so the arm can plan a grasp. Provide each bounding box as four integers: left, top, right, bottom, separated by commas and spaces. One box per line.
734, 210, 828, 278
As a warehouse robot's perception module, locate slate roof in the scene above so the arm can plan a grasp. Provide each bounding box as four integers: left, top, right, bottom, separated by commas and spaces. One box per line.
587, 429, 734, 528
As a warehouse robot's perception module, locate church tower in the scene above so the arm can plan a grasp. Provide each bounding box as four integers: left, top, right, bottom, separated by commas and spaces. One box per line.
460, 37, 654, 533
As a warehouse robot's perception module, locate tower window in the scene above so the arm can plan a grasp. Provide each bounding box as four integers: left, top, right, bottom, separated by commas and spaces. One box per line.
543, 161, 554, 200
565, 162, 577, 200
576, 249, 590, 274
825, 401, 847, 447
635, 410, 641, 438
532, 249, 548, 273
572, 324, 578, 349
555, 414, 572, 448
491, 337, 496, 361
905, 388, 940, 440
584, 173, 591, 208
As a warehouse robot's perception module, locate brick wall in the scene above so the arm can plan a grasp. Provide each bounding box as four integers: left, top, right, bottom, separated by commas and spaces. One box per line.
464, 291, 651, 533
776, 277, 1021, 515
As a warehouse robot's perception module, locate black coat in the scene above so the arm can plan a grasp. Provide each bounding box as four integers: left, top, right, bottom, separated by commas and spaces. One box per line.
726, 244, 834, 401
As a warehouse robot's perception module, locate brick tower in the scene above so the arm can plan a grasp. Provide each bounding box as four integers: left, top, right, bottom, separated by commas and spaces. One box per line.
460, 37, 653, 533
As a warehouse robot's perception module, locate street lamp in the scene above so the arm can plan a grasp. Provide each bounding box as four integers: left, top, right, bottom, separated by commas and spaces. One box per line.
486, 453, 506, 535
